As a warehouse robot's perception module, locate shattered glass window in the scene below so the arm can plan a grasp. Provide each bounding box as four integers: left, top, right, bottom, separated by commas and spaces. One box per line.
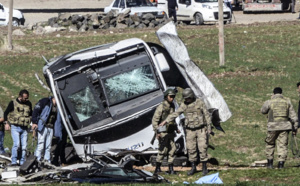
104, 65, 158, 105
68, 87, 100, 122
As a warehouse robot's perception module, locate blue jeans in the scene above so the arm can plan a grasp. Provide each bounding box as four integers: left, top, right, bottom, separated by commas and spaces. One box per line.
35, 127, 53, 162
11, 125, 28, 165
0, 131, 5, 154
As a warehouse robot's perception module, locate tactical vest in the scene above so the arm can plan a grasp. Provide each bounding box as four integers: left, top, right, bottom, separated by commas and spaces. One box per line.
8, 100, 31, 126
45, 106, 57, 128
269, 97, 289, 122
161, 101, 176, 133
184, 99, 206, 129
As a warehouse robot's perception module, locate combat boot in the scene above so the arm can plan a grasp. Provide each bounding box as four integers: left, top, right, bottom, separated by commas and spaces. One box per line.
278, 161, 284, 169
202, 161, 208, 176
267, 159, 273, 169
154, 162, 162, 174
187, 162, 197, 176
168, 164, 176, 174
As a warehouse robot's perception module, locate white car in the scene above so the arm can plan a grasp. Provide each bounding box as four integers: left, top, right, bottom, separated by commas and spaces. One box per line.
104, 0, 166, 18
157, 0, 232, 24
0, 3, 25, 26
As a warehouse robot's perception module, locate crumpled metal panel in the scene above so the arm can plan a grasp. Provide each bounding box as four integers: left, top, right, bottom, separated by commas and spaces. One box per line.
156, 22, 232, 122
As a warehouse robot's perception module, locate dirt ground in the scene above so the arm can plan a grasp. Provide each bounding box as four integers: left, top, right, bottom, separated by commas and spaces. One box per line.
1, 0, 300, 25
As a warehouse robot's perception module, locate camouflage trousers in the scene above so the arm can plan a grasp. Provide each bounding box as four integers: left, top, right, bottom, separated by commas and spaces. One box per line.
265, 130, 289, 161
156, 133, 176, 164
186, 127, 208, 162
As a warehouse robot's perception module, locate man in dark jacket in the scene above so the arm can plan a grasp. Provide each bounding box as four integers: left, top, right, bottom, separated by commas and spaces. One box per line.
0, 106, 5, 155
32, 97, 62, 163
4, 89, 32, 166
167, 0, 178, 23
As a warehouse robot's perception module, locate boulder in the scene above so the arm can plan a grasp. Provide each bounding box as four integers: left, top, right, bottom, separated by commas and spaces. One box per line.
100, 23, 110, 29
142, 19, 150, 25
56, 27, 67, 31
90, 13, 100, 26
148, 22, 155, 28
59, 13, 72, 21
142, 13, 155, 21
116, 23, 127, 29
130, 14, 140, 23
110, 18, 117, 26
117, 13, 127, 23
71, 14, 84, 24
125, 18, 134, 26
107, 10, 118, 18
76, 21, 83, 29
137, 23, 146, 28
103, 15, 112, 23
44, 26, 58, 34
34, 26, 45, 35
48, 17, 58, 27
69, 25, 78, 32
26, 23, 34, 30
12, 29, 25, 36
61, 21, 71, 27
123, 9, 131, 17
79, 24, 88, 32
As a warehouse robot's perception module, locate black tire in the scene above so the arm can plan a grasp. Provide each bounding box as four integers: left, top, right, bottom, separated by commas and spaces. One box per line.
194, 13, 204, 25
12, 18, 20, 26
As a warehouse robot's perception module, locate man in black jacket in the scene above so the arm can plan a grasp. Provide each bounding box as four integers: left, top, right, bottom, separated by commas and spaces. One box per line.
32, 97, 62, 164
167, 0, 178, 23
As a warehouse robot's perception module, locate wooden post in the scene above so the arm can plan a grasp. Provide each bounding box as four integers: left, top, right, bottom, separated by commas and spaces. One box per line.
7, 0, 13, 50
218, 0, 225, 66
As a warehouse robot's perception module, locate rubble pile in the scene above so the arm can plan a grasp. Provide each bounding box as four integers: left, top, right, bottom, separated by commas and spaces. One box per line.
31, 10, 172, 33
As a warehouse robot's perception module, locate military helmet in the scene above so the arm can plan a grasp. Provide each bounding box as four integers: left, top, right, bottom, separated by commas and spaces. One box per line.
164, 89, 176, 98
182, 88, 194, 99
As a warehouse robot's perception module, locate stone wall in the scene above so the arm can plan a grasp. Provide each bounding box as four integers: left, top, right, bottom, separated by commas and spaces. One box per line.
32, 10, 173, 34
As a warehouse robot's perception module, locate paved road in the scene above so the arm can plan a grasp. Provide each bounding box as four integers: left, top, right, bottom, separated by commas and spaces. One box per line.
23, 10, 300, 25
2, 0, 299, 25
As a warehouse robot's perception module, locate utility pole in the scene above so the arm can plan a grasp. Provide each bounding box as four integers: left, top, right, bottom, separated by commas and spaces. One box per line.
7, 0, 13, 50
218, 0, 225, 66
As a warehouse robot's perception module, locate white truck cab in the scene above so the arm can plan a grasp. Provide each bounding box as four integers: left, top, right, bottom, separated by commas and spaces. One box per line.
157, 0, 232, 24
0, 3, 25, 26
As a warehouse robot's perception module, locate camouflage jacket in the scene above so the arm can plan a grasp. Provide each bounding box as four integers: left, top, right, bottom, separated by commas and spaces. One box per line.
165, 98, 211, 130
152, 100, 176, 133
261, 94, 298, 131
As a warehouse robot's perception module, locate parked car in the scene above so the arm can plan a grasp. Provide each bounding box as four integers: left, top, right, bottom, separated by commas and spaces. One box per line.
157, 0, 232, 24
0, 3, 25, 26
104, 0, 166, 18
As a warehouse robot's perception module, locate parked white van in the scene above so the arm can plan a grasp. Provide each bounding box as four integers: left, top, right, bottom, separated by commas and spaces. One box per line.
0, 3, 25, 26
157, 0, 232, 24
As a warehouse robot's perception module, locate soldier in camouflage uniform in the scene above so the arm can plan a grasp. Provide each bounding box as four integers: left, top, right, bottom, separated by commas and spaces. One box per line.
160, 88, 211, 176
152, 89, 179, 174
261, 87, 298, 169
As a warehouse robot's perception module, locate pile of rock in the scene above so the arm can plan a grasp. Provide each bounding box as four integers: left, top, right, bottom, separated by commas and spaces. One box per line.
32, 9, 172, 33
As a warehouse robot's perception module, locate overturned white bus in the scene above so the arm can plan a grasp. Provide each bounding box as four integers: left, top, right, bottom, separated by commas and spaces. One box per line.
42, 22, 232, 164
